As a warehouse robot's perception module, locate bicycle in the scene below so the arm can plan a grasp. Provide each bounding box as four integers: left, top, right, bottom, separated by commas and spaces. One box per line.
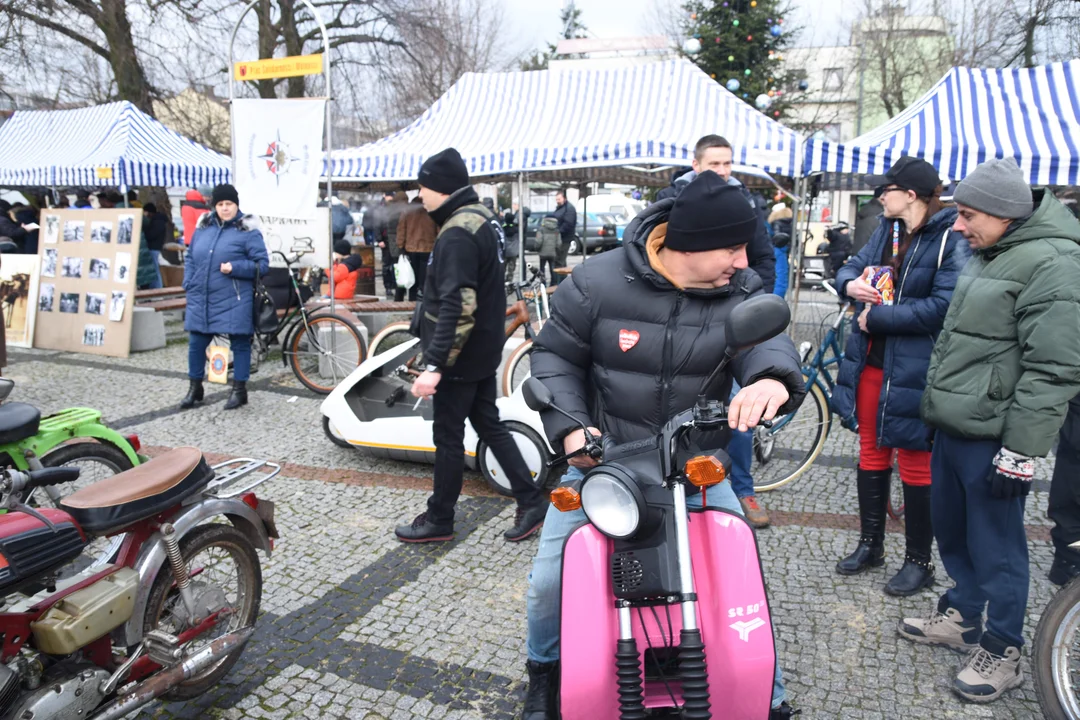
211, 249, 367, 394
1034, 555, 1080, 719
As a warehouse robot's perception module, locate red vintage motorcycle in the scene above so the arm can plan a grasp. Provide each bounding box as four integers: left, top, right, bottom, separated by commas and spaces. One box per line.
0, 444, 279, 719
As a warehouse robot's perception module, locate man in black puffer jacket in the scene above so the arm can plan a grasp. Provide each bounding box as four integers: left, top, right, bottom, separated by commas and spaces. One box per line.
397, 148, 547, 544
520, 171, 805, 720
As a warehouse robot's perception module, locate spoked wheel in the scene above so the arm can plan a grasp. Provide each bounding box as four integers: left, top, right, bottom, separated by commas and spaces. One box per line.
887, 480, 906, 524
142, 524, 262, 700
501, 340, 533, 397
285, 312, 367, 394
367, 321, 421, 375
751, 376, 831, 493
477, 421, 554, 496
1034, 577, 1080, 719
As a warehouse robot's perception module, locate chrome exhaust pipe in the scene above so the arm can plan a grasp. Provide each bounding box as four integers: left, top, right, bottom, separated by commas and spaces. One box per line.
90, 627, 253, 720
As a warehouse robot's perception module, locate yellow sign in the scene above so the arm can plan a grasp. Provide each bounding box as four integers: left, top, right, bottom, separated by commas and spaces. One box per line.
233, 54, 323, 81
95, 167, 113, 180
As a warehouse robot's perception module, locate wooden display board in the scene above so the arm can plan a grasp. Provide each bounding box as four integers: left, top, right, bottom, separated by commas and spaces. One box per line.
33, 209, 143, 358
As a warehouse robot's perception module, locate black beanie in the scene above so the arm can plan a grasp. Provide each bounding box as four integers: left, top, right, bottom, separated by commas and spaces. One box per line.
665, 172, 758, 252
211, 183, 239, 207
417, 148, 470, 195
334, 239, 352, 256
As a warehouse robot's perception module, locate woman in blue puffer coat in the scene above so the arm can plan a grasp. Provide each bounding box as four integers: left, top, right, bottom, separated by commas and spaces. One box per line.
830, 157, 969, 597
180, 184, 269, 411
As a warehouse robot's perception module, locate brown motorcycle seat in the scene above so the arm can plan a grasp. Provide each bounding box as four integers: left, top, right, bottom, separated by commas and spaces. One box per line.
60, 447, 215, 534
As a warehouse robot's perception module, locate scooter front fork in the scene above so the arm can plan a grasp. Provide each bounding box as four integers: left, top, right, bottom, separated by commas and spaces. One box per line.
615, 602, 646, 720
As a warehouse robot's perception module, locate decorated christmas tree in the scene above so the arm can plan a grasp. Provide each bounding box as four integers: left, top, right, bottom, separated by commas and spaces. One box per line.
680, 0, 806, 120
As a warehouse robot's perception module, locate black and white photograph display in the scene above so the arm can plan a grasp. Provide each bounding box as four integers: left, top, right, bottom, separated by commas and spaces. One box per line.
88, 258, 110, 280
63, 221, 84, 243
109, 291, 126, 322
44, 215, 59, 244
38, 283, 54, 312
85, 292, 106, 316
42, 248, 57, 278
61, 256, 83, 278
59, 292, 79, 314
82, 324, 105, 347
114, 252, 131, 283
116, 215, 134, 245
90, 221, 112, 244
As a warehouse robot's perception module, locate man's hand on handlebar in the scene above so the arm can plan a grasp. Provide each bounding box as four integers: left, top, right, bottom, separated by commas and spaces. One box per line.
729, 379, 789, 432
563, 427, 602, 469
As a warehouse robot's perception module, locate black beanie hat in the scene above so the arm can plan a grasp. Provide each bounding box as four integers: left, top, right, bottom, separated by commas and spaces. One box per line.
417, 148, 470, 195
665, 172, 758, 252
211, 183, 239, 207
333, 239, 352, 256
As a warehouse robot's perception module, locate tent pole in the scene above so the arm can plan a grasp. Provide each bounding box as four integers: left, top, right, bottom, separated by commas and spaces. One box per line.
517, 172, 525, 283
788, 175, 805, 337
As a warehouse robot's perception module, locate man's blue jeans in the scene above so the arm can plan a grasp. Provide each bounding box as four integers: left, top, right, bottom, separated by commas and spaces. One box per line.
147, 250, 164, 289
728, 383, 756, 499
525, 467, 786, 707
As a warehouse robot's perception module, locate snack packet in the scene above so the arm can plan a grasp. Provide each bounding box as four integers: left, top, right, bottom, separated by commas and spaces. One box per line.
867, 266, 895, 306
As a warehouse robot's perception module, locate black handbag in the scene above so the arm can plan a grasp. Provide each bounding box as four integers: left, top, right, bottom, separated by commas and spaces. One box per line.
253, 266, 278, 334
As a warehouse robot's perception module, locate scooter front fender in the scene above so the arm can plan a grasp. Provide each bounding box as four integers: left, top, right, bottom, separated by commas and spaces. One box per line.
560, 508, 775, 720
116, 497, 272, 647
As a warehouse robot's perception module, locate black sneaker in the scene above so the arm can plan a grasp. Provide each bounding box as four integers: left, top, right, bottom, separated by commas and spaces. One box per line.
522, 660, 557, 720
504, 503, 546, 542
769, 701, 801, 719
394, 512, 454, 543
1050, 554, 1080, 586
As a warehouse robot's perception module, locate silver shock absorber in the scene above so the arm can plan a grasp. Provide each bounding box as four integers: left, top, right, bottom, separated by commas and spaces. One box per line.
161, 523, 199, 622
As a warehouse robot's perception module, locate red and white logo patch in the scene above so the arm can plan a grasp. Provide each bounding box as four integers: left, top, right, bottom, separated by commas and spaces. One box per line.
618, 329, 640, 352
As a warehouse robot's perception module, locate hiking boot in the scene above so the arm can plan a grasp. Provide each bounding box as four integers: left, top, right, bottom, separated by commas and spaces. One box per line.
836, 468, 890, 575
954, 639, 1023, 703
394, 512, 454, 543
521, 660, 557, 720
1049, 553, 1080, 587
504, 503, 546, 542
769, 701, 801, 719
179, 379, 204, 409
884, 483, 934, 596
898, 607, 981, 652
223, 381, 248, 410
739, 495, 770, 528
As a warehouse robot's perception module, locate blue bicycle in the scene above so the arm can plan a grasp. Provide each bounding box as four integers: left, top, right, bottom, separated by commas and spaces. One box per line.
750, 279, 854, 492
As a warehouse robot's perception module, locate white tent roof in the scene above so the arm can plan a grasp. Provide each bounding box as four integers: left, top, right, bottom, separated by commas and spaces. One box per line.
804, 61, 1080, 186
329, 60, 803, 182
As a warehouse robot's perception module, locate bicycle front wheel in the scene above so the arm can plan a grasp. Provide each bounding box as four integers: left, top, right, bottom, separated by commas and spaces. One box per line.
286, 313, 367, 394
751, 376, 831, 493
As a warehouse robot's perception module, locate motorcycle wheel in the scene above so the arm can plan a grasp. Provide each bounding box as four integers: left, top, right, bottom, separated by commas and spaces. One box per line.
39, 441, 134, 505
477, 421, 553, 497
323, 415, 352, 449
1034, 576, 1080, 719
142, 524, 262, 700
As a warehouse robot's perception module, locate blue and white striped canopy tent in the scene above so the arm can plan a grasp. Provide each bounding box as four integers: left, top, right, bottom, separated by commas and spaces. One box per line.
803, 61, 1080, 186
0, 101, 231, 188
328, 60, 803, 182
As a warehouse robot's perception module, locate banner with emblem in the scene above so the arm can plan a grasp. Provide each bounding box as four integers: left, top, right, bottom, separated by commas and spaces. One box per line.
231, 98, 326, 220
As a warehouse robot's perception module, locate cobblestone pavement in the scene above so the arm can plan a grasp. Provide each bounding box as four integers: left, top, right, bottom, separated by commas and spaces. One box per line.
6, 298, 1061, 719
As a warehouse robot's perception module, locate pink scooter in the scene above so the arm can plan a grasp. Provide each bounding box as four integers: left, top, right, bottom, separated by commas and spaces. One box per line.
521, 294, 790, 720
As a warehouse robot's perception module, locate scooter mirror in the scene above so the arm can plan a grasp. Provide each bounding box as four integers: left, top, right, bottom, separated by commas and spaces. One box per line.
522, 378, 554, 412
725, 294, 791, 352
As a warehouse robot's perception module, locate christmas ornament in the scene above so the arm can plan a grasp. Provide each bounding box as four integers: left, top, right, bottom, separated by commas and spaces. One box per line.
747, 34, 753, 41
755, 93, 771, 109
744, 69, 752, 75
751, 1, 757, 6
684, 37, 702, 54
773, 111, 781, 117
722, 1, 728, 6
728, 55, 735, 61
726, 78, 741, 91
715, 37, 720, 43
710, 73, 716, 79
770, 25, 782, 37
690, 12, 697, 19
732, 19, 739, 26
798, 80, 809, 91
768, 90, 775, 97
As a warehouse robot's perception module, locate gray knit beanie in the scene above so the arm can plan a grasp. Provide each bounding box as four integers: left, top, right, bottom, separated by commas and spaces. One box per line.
951, 158, 1033, 219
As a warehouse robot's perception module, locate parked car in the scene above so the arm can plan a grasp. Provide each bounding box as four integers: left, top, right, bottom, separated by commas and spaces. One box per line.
524, 211, 618, 253
596, 211, 630, 242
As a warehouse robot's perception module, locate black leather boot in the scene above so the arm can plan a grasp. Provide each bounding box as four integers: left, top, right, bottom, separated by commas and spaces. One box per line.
504, 503, 547, 542
884, 483, 935, 596
179, 379, 204, 409
836, 469, 890, 575
521, 660, 557, 720
223, 381, 248, 410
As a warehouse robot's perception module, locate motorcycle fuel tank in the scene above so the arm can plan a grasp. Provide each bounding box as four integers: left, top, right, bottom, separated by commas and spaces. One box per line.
0, 509, 86, 595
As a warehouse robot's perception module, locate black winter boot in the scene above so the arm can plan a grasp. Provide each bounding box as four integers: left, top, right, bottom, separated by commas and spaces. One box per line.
836, 469, 890, 575
521, 660, 557, 720
179, 380, 204, 409
505, 502, 547, 542
885, 483, 935, 596
223, 381, 248, 410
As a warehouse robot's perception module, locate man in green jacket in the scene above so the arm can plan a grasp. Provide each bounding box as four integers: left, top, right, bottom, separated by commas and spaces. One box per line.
898, 157, 1080, 703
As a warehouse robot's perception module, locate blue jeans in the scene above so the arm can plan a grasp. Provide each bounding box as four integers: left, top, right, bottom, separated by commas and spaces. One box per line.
728, 383, 756, 499
188, 331, 252, 382
147, 250, 164, 289
525, 467, 786, 707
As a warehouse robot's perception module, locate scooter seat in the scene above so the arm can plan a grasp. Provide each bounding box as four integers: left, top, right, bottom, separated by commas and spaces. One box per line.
59, 447, 214, 534
0, 403, 40, 444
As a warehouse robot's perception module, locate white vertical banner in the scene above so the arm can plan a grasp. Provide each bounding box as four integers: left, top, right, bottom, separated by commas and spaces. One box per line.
231, 98, 326, 220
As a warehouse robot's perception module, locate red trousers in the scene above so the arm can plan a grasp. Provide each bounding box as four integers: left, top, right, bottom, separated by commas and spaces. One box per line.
856, 365, 931, 486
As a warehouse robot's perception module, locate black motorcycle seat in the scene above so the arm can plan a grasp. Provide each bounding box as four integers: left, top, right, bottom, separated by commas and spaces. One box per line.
59, 447, 215, 534
0, 403, 41, 445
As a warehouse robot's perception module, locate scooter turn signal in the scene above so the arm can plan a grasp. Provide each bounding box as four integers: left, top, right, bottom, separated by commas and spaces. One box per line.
550, 486, 582, 512
685, 455, 727, 488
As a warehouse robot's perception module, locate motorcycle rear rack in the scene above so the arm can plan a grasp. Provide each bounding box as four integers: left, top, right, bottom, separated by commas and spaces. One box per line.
206, 459, 282, 499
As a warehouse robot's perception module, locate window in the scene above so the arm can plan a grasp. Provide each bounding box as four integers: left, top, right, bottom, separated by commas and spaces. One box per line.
823, 68, 844, 92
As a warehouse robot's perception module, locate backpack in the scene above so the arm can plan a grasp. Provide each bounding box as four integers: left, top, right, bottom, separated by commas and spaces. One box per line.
537, 217, 560, 260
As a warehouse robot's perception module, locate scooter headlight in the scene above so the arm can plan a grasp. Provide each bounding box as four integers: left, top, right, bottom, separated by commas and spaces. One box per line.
581, 469, 644, 539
